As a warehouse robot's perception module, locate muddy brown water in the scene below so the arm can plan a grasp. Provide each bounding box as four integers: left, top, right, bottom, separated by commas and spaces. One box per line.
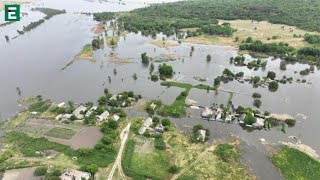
1, 0, 320, 179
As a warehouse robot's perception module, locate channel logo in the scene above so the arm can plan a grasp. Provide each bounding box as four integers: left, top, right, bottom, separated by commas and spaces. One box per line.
5, 4, 20, 21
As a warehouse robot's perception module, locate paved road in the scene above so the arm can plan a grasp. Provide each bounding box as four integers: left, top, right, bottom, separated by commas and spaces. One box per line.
107, 123, 131, 180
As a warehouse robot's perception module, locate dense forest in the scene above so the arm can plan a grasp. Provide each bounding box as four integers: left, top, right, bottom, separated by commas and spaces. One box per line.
117, 0, 320, 35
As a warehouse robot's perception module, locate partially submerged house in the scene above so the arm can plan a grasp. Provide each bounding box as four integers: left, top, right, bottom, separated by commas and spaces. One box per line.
253, 118, 265, 128
155, 124, 165, 133
139, 117, 153, 135
201, 107, 214, 118
73, 105, 87, 119
60, 169, 91, 180
96, 111, 110, 122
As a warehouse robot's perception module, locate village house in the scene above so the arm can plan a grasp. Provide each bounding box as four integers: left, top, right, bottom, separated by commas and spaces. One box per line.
201, 107, 214, 119
57, 102, 66, 108
60, 169, 91, 180
155, 124, 165, 133
139, 117, 153, 135
96, 110, 110, 122
113, 114, 120, 121
73, 105, 87, 119
253, 118, 265, 128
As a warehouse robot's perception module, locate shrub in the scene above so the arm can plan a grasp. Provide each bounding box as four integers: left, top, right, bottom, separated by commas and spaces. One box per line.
158, 63, 173, 76
268, 81, 279, 92
80, 164, 99, 175
285, 119, 296, 127
168, 165, 179, 174
252, 92, 261, 98
34, 166, 48, 176
253, 99, 262, 108
151, 74, 159, 81
161, 118, 171, 127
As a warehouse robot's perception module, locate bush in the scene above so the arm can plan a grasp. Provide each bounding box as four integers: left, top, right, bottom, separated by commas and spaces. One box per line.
80, 164, 99, 175
34, 166, 48, 176
159, 63, 173, 76
150, 74, 159, 81
141, 52, 149, 65
252, 92, 261, 98
285, 119, 296, 127
268, 81, 279, 92
161, 118, 171, 127
267, 71, 276, 80
253, 99, 262, 108
168, 165, 179, 174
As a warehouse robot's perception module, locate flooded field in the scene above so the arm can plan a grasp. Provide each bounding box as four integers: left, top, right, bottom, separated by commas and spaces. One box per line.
1, 0, 320, 179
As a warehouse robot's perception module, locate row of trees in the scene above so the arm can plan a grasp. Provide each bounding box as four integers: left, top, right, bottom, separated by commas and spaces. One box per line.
239, 40, 294, 55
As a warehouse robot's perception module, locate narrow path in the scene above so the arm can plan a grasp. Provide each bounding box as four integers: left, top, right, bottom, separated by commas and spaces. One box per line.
171, 144, 214, 180
107, 123, 131, 180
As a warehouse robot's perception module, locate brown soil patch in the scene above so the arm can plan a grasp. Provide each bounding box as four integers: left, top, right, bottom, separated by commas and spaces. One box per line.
3, 167, 39, 180
47, 127, 103, 149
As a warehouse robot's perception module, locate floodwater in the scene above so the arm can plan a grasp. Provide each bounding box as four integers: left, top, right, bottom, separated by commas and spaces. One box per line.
1, 0, 320, 179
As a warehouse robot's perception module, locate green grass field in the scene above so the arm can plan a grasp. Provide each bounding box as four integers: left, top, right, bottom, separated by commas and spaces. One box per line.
271, 147, 320, 180
122, 139, 170, 180
3, 132, 116, 167
45, 127, 77, 140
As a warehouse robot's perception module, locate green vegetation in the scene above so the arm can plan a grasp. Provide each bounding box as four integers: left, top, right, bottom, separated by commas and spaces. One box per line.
304, 34, 320, 44
157, 89, 190, 118
80, 164, 99, 176
271, 147, 320, 180
156, 81, 217, 118
34, 166, 48, 176
214, 144, 239, 162
186, 24, 235, 38
253, 99, 262, 108
22, 8, 65, 32
28, 100, 52, 113
150, 74, 159, 82
267, 71, 276, 80
92, 36, 104, 50
45, 127, 76, 140
4, 131, 116, 167
93, 12, 115, 21
141, 52, 150, 65
239, 40, 294, 55
268, 81, 279, 92
284, 119, 296, 127
206, 54, 212, 62
158, 63, 173, 77
122, 139, 170, 179
118, 0, 320, 34
252, 92, 261, 98
0, 149, 14, 163
32, 8, 66, 19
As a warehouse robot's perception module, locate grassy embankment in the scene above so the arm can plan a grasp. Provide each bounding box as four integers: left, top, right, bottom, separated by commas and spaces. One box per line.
75, 44, 95, 62
271, 147, 320, 180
